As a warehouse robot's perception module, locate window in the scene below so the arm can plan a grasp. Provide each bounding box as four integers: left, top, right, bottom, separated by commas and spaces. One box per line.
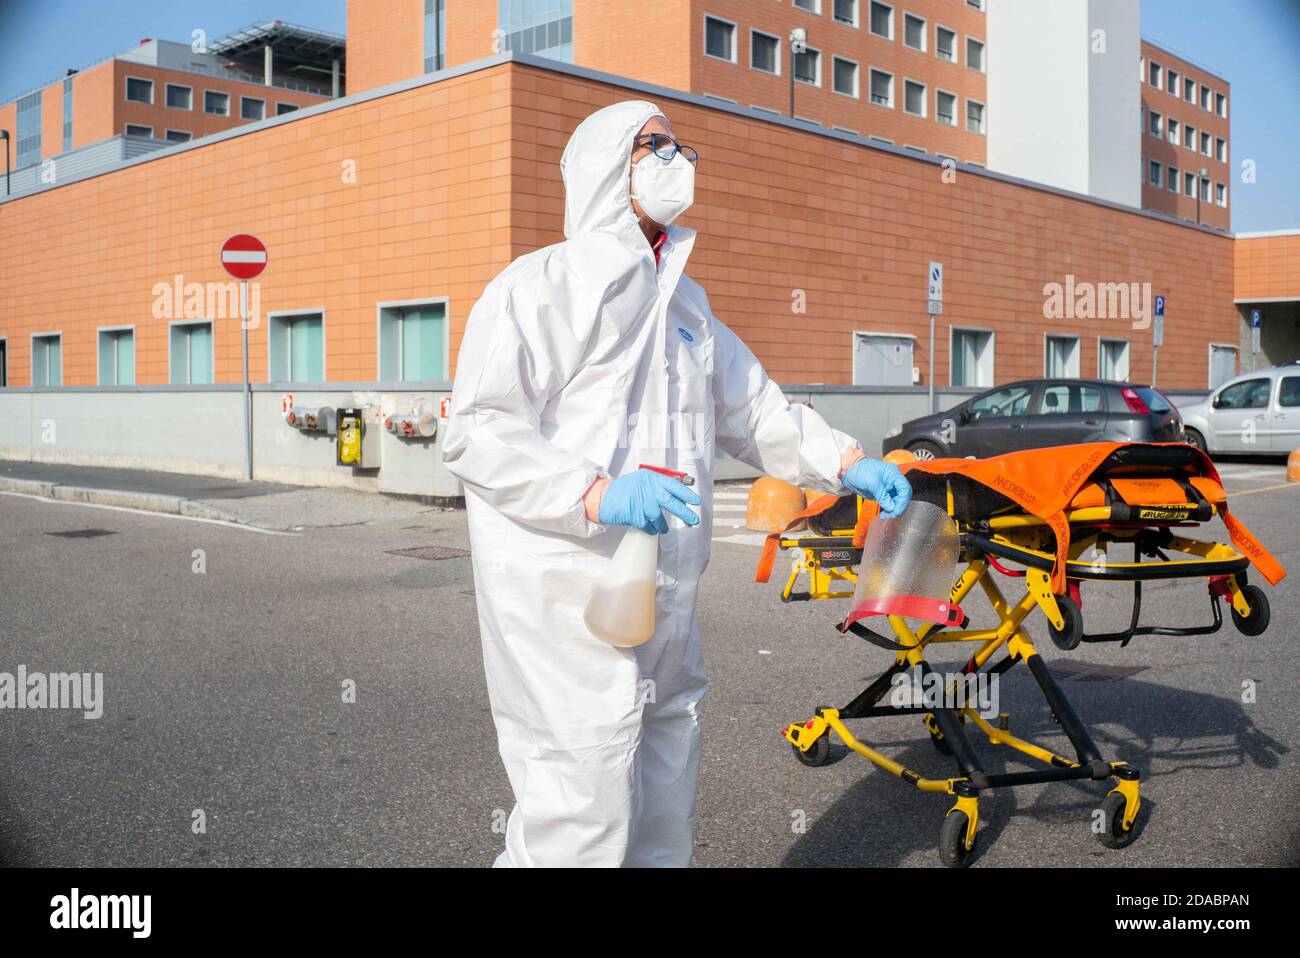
205, 90, 229, 116
1167, 117, 1178, 145
951, 329, 994, 387
1183, 77, 1194, 101
966, 99, 985, 134
1279, 376, 1300, 408
833, 0, 858, 26
124, 124, 153, 137
1200, 177, 1210, 201
1166, 68, 1178, 95
97, 328, 135, 386
1148, 61, 1161, 87
1148, 110, 1162, 137
240, 97, 265, 121
125, 76, 153, 104
31, 334, 62, 386
904, 79, 925, 117
869, 1, 892, 38
904, 13, 925, 50
15, 91, 41, 168
794, 0, 819, 11
498, 0, 573, 61
378, 301, 447, 382
164, 130, 192, 143
62, 76, 73, 152
1184, 124, 1195, 149
1044, 335, 1081, 377
966, 37, 985, 72
1035, 383, 1104, 415
869, 69, 893, 106
833, 57, 859, 97
165, 83, 192, 110
423, 0, 446, 72
1148, 160, 1162, 187
1167, 165, 1179, 192
935, 25, 956, 62
936, 90, 957, 126
966, 0, 985, 9
751, 30, 780, 74
1184, 171, 1195, 196
1216, 378, 1270, 410
170, 322, 214, 385
1216, 92, 1227, 117
1200, 84, 1211, 110
276, 102, 299, 116
1216, 182, 1227, 207
1200, 131, 1211, 156
794, 46, 821, 85
1099, 339, 1130, 381
1215, 137, 1226, 162
903, 144, 926, 154
704, 16, 736, 61
268, 312, 325, 382
969, 385, 1032, 419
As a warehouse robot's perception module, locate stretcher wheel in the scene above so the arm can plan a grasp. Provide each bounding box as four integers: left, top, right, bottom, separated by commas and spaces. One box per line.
792, 731, 831, 767
1097, 792, 1141, 850
939, 810, 975, 868
1230, 585, 1270, 637
1047, 594, 1083, 651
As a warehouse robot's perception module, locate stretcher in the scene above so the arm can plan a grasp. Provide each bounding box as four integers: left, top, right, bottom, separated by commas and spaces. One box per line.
755, 442, 1285, 866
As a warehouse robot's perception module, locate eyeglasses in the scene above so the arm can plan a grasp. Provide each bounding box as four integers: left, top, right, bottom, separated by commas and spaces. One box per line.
634, 133, 699, 165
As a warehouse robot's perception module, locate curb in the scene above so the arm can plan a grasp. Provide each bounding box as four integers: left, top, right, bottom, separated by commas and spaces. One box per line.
0, 476, 243, 525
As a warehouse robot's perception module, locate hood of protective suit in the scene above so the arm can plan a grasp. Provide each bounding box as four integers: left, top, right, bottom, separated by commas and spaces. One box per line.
560, 99, 664, 244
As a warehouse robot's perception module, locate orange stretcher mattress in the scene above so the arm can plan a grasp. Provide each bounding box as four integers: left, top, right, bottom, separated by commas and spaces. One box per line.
1069, 476, 1227, 509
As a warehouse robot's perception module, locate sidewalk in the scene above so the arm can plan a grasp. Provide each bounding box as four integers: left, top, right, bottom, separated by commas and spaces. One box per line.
0, 460, 442, 531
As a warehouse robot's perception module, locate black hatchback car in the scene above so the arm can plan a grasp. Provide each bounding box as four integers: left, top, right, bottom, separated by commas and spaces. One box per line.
881, 379, 1183, 460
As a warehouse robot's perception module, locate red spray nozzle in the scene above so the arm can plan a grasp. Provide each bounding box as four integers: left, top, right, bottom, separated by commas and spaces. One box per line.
638, 464, 695, 486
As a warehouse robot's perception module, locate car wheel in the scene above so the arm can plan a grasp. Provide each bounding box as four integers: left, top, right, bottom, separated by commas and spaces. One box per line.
1183, 428, 1207, 453
908, 440, 943, 461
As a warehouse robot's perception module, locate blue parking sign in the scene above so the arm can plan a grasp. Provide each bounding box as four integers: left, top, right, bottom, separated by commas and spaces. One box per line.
1250, 308, 1262, 328
1154, 295, 1165, 317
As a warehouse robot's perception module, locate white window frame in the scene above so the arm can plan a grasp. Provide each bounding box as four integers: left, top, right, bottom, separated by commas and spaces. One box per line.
869, 1, 894, 40
1183, 76, 1195, 102
966, 0, 985, 9
749, 28, 781, 76
30, 331, 63, 387
831, 0, 859, 28
1148, 110, 1162, 137
168, 319, 216, 385
703, 14, 738, 64
1216, 92, 1227, 118
1184, 124, 1195, 149
868, 68, 894, 108
204, 90, 230, 116
793, 0, 822, 13
1184, 171, 1195, 197
868, 135, 894, 145
1043, 333, 1082, 378
124, 75, 154, 105
935, 88, 957, 127
949, 326, 995, 388
1166, 68, 1178, 95
1215, 137, 1226, 162
1097, 337, 1131, 382
934, 24, 957, 63
903, 12, 926, 51
1216, 182, 1227, 208
267, 309, 328, 384
903, 78, 926, 117
96, 325, 136, 386
832, 56, 860, 98
165, 82, 193, 111
1200, 83, 1211, 111
1148, 60, 1162, 87
240, 96, 266, 121
1167, 117, 1178, 145
375, 297, 452, 382
1148, 160, 1162, 187
1167, 165, 1179, 192
164, 129, 192, 143
794, 45, 822, 86
124, 123, 154, 137
966, 36, 985, 73
1201, 130, 1212, 157
965, 98, 986, 135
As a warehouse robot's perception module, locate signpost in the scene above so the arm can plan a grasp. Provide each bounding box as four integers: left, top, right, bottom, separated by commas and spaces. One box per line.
221, 234, 268, 481
927, 261, 943, 413
1152, 294, 1165, 387
1250, 308, 1262, 370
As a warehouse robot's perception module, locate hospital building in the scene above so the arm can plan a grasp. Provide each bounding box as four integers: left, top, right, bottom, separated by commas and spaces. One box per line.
0, 0, 1296, 497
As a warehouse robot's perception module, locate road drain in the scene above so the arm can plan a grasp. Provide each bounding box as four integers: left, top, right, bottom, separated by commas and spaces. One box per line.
385, 545, 471, 560
46, 528, 117, 539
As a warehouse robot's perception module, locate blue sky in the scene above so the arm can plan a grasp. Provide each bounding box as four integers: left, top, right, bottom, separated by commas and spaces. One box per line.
1, 0, 1296, 231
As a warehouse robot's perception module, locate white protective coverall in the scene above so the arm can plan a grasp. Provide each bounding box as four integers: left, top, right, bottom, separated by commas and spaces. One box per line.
442, 100, 861, 867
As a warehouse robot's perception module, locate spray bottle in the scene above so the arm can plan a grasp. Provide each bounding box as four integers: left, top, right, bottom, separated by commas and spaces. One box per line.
583, 464, 695, 648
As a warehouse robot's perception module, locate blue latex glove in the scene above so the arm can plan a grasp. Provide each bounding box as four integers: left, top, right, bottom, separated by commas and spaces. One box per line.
598, 470, 701, 534
842, 458, 912, 519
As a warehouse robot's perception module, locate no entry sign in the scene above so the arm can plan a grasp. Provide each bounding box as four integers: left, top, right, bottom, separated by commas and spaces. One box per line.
220, 233, 268, 280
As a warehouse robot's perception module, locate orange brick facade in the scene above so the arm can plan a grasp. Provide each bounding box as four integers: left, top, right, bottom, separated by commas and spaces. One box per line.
0, 59, 1243, 392
1235, 234, 1300, 303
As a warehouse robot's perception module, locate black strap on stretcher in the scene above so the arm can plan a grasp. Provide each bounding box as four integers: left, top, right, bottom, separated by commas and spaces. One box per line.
1094, 476, 1213, 522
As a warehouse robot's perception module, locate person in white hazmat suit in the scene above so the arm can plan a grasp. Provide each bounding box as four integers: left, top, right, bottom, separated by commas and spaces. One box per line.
442, 100, 911, 867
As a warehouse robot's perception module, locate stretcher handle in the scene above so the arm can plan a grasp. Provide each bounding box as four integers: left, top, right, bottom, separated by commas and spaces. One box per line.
844, 595, 968, 628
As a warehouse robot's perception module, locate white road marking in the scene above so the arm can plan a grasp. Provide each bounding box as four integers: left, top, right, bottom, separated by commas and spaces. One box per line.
0, 491, 298, 535
712, 533, 768, 547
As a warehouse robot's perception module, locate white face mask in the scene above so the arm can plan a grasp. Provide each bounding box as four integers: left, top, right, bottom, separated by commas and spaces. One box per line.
630, 151, 695, 227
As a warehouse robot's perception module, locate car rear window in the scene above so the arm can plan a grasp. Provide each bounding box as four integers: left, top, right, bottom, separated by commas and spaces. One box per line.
1133, 387, 1171, 413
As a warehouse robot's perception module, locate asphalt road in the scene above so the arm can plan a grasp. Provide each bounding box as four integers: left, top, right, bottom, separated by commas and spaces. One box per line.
1, 459, 1297, 867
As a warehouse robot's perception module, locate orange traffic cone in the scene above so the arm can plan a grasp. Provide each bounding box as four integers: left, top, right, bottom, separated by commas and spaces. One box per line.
747, 476, 808, 532
1288, 447, 1300, 483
